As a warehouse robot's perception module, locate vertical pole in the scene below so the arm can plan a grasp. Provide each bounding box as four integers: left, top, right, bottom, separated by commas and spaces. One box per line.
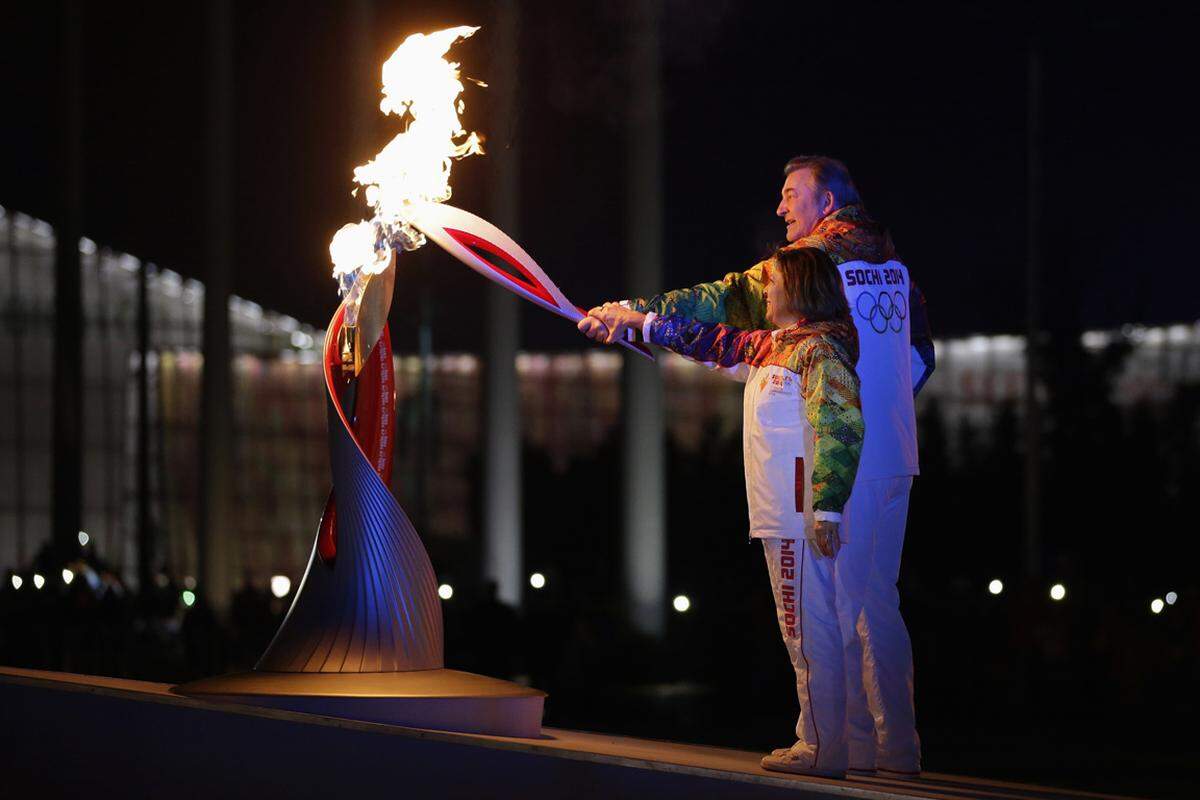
415, 288, 433, 533
8, 215, 27, 565
137, 260, 153, 594
94, 253, 117, 558
348, 0, 376, 166
483, 0, 523, 608
1023, 47, 1042, 579
52, 0, 84, 565
623, 0, 667, 637
198, 0, 234, 609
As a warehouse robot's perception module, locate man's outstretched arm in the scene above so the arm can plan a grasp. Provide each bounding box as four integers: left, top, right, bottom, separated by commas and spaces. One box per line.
625, 261, 771, 331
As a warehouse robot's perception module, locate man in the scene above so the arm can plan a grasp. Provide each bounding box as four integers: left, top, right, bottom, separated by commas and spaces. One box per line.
581, 155, 933, 777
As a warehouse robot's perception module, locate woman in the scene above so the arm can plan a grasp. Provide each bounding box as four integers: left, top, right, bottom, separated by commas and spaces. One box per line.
581, 247, 864, 778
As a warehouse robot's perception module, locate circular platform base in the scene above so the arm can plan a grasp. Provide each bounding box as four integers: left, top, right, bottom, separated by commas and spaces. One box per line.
174, 669, 546, 738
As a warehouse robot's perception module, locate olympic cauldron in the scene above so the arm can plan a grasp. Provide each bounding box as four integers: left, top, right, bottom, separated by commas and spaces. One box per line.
175, 251, 545, 738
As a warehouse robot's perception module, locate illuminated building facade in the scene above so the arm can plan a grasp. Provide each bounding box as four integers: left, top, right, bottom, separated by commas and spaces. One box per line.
3, 207, 1198, 608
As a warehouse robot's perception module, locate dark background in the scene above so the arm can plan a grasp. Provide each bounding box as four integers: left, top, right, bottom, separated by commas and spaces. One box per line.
4, 1, 1198, 345
2, 2, 1198, 798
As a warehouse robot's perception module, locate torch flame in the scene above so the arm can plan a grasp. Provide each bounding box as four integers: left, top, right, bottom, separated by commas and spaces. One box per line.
331, 25, 483, 284
329, 220, 389, 278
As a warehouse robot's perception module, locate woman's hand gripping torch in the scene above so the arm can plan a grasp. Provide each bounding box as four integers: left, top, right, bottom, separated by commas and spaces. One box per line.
405, 202, 654, 361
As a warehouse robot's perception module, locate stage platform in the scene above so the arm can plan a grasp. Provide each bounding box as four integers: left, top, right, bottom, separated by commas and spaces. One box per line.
1, 667, 1137, 800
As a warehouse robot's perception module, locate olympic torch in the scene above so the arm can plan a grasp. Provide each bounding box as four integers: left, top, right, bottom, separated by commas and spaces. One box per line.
406, 201, 653, 359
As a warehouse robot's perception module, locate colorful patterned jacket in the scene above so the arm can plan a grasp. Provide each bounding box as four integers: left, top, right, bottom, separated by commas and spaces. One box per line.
629, 205, 935, 393
646, 313, 864, 536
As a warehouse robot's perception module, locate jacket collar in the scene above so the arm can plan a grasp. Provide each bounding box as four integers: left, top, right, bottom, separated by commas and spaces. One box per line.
774, 314, 860, 365
786, 204, 896, 265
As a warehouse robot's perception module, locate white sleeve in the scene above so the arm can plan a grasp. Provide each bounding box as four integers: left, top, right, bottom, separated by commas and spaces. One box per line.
641, 312, 658, 342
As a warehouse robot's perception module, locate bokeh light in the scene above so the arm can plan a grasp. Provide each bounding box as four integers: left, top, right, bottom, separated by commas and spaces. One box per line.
270, 575, 291, 598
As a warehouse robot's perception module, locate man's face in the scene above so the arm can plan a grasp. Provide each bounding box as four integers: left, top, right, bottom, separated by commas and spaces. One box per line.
776, 168, 830, 242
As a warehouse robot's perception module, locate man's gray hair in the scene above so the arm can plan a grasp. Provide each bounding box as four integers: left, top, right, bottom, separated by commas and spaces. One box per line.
783, 155, 861, 208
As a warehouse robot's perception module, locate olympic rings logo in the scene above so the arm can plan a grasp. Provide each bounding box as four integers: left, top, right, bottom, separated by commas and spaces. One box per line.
855, 290, 907, 334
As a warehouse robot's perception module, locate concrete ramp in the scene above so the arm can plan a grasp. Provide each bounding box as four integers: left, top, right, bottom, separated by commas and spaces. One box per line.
0, 667, 1136, 800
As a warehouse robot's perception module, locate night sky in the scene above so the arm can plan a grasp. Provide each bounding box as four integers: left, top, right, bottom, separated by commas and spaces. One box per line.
3, 1, 1197, 352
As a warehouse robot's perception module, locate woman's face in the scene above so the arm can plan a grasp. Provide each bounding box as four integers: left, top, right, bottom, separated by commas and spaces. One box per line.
764, 262, 800, 328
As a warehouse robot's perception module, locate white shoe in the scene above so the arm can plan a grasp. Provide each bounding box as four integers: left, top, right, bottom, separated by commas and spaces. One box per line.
761, 748, 845, 779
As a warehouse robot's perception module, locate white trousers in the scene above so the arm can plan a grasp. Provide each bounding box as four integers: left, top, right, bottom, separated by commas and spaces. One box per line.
762, 537, 847, 771
836, 476, 920, 773
762, 476, 919, 773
